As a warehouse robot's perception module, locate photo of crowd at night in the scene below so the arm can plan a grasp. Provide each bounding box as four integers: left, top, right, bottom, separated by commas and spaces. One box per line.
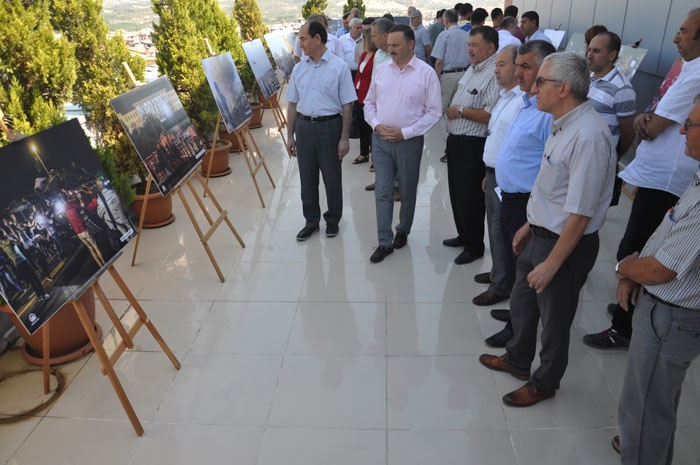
243, 39, 281, 100
202, 53, 253, 134
111, 76, 206, 195
0, 119, 136, 335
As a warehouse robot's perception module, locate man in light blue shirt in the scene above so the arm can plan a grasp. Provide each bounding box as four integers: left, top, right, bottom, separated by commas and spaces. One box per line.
521, 11, 552, 45
286, 21, 357, 241
486, 40, 556, 348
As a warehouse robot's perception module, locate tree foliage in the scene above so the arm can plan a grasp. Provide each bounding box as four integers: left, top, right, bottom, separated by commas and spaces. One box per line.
233, 0, 268, 42
152, 0, 247, 137
49, 0, 146, 198
301, 0, 327, 20
342, 0, 365, 17
0, 0, 75, 140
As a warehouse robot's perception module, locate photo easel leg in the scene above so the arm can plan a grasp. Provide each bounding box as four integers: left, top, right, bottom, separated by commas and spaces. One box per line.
131, 174, 153, 267
193, 172, 245, 247
42, 322, 50, 395
72, 298, 144, 436
235, 125, 276, 208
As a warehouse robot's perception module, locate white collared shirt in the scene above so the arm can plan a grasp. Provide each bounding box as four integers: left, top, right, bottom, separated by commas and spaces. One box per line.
483, 86, 525, 168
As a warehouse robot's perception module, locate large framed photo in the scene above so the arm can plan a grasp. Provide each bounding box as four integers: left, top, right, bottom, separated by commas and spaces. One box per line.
617, 45, 648, 80
242, 39, 281, 100
544, 29, 566, 49
202, 53, 253, 134
110, 76, 206, 195
0, 119, 136, 335
565, 32, 586, 56
264, 32, 295, 80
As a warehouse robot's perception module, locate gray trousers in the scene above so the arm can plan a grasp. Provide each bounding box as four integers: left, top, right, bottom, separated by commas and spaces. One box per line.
372, 133, 423, 247
295, 117, 343, 227
439, 71, 465, 111
485, 170, 514, 296
619, 290, 700, 465
505, 231, 599, 390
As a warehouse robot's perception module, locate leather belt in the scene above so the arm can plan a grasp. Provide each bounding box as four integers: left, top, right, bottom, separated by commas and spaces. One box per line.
530, 225, 559, 239
298, 113, 341, 122
501, 191, 530, 200
485, 166, 495, 174
442, 67, 468, 74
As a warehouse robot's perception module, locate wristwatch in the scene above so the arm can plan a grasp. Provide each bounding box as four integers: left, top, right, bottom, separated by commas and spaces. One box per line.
615, 259, 625, 279
459, 106, 464, 118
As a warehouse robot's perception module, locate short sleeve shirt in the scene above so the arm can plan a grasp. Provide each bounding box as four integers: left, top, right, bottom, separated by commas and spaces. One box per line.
431, 25, 470, 70
286, 50, 357, 117
588, 67, 636, 146
412, 25, 431, 63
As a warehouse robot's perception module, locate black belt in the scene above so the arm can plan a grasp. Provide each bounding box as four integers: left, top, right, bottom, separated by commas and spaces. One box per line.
645, 288, 682, 309
501, 191, 530, 200
298, 113, 341, 122
447, 134, 485, 141
530, 225, 559, 239
442, 67, 468, 74
485, 166, 495, 174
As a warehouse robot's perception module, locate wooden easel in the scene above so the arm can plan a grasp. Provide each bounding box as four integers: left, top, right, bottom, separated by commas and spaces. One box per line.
121, 62, 245, 280
73, 256, 180, 436
0, 113, 179, 436
0, 109, 53, 395
202, 40, 276, 208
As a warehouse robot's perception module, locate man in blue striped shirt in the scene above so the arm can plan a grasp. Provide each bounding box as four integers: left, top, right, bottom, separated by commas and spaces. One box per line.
586, 31, 636, 156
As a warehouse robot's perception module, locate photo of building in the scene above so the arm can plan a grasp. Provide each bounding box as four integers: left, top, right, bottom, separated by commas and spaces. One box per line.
202, 52, 253, 134
242, 39, 281, 100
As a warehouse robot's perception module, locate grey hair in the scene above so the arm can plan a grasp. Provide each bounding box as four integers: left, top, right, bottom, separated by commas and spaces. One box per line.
543, 52, 590, 101
500, 16, 517, 30
349, 18, 362, 28
372, 17, 394, 34
518, 40, 556, 65
500, 44, 518, 63
442, 9, 458, 24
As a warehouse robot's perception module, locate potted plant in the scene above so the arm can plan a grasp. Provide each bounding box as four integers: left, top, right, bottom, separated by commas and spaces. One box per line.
0, 291, 100, 366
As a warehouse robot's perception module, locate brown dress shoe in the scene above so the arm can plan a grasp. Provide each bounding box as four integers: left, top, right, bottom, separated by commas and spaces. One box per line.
472, 290, 509, 306
612, 435, 620, 454
502, 382, 555, 407
478, 354, 530, 381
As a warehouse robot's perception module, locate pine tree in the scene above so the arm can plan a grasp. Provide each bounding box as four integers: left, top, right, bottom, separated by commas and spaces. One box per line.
152, 0, 247, 137
0, 0, 76, 139
49, 0, 145, 200
233, 0, 268, 42
301, 0, 327, 20
342, 0, 365, 17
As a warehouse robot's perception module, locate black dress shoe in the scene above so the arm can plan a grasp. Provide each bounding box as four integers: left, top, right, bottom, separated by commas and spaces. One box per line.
485, 323, 514, 348
490, 309, 511, 322
365, 183, 375, 191
440, 154, 447, 163
442, 236, 464, 247
472, 290, 509, 306
296, 224, 319, 241
326, 224, 339, 237
454, 250, 483, 265
370, 245, 393, 263
393, 231, 407, 249
582, 327, 630, 350
474, 272, 491, 284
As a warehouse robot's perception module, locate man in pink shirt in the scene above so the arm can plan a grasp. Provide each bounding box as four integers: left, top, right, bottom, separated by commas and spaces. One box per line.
364, 24, 442, 263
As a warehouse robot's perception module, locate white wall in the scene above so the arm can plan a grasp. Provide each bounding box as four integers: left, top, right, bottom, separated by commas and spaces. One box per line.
509, 0, 697, 111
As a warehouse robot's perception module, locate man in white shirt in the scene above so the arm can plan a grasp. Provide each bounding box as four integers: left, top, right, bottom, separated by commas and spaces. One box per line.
521, 11, 552, 44
498, 16, 522, 50
340, 18, 363, 73
474, 44, 525, 312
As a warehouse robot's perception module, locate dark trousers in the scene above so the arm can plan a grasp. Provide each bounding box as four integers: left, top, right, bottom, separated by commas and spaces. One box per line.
355, 102, 372, 157
485, 171, 514, 297
506, 231, 599, 391
446, 134, 486, 255
16, 259, 45, 296
612, 187, 679, 337
295, 117, 343, 227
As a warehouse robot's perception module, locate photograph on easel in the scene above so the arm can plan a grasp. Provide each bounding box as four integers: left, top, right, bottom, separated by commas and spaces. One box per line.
565, 32, 586, 56
242, 39, 281, 100
617, 45, 648, 80
110, 75, 206, 195
201, 52, 253, 134
264, 32, 295, 80
0, 119, 136, 335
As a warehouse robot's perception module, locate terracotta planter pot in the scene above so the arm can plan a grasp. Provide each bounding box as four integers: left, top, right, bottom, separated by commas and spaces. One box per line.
0, 288, 102, 366
218, 129, 247, 153
132, 190, 176, 229
200, 139, 233, 178
258, 91, 279, 109
249, 102, 264, 129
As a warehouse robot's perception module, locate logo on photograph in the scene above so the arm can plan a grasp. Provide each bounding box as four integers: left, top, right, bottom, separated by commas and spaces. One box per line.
29, 313, 39, 325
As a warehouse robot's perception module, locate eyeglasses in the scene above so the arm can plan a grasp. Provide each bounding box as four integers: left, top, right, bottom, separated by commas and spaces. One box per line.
534, 77, 561, 88
685, 119, 700, 131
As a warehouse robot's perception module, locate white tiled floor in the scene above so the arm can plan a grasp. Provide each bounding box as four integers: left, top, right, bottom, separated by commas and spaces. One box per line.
2, 107, 700, 465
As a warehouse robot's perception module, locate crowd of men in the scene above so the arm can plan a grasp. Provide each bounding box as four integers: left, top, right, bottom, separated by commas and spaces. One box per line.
284, 4, 700, 463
